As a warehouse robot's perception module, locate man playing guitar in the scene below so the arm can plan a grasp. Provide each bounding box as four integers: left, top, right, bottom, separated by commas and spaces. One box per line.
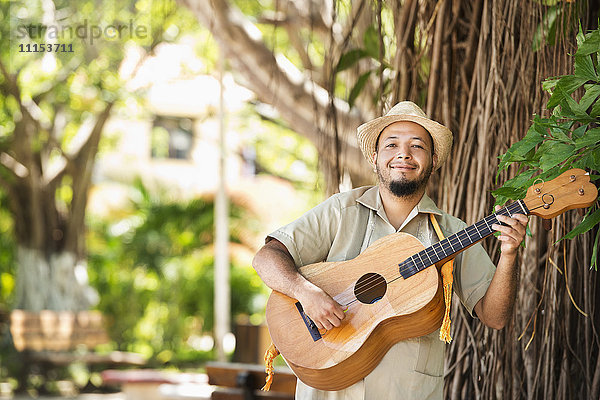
253, 101, 528, 399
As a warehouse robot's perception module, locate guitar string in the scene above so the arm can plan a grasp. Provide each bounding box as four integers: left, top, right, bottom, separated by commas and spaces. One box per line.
339, 181, 579, 307
338, 202, 522, 305
336, 201, 525, 306
337, 202, 522, 305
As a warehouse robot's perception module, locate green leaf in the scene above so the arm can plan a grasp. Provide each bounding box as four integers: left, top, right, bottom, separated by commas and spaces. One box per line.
499, 124, 545, 169
547, 76, 589, 109
580, 84, 600, 111
574, 127, 600, 150
576, 22, 586, 47
575, 30, 600, 57
336, 49, 369, 72
538, 141, 575, 171
572, 124, 588, 139
562, 94, 595, 123
363, 25, 381, 60
560, 207, 600, 241
591, 96, 600, 118
503, 169, 537, 189
549, 124, 574, 144
573, 147, 600, 171
491, 186, 526, 200
348, 71, 371, 107
542, 77, 560, 93
532, 5, 559, 52
591, 229, 599, 270
574, 54, 598, 81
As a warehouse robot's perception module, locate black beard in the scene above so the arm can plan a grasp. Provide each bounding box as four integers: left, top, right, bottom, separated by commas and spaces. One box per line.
379, 163, 433, 198
389, 179, 422, 197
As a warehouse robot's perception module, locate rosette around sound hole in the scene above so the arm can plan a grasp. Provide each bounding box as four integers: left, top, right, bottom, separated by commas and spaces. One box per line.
354, 273, 387, 304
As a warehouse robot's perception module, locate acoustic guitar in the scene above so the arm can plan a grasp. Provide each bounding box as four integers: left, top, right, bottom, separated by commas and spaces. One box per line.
265, 168, 598, 391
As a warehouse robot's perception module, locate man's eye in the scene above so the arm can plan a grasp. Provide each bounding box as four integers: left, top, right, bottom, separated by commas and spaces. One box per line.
386, 143, 396, 148
412, 145, 423, 149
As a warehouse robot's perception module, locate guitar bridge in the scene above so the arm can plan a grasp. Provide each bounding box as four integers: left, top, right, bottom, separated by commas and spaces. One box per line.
295, 302, 322, 342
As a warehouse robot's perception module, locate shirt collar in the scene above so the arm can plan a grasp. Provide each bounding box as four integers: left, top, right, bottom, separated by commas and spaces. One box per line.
356, 185, 443, 216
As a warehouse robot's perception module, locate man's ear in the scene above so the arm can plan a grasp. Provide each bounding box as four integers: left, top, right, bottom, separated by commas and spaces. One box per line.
371, 152, 377, 166
432, 153, 439, 170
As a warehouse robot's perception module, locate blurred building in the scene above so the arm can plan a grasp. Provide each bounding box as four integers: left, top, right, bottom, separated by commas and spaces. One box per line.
88, 40, 309, 248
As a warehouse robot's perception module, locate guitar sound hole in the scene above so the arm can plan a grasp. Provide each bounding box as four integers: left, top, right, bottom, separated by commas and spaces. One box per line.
354, 273, 387, 304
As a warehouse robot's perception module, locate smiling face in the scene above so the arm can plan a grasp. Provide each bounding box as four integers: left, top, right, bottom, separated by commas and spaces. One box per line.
372, 121, 438, 198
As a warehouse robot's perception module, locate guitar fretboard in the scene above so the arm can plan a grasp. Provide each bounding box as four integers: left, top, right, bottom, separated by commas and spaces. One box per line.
398, 200, 529, 279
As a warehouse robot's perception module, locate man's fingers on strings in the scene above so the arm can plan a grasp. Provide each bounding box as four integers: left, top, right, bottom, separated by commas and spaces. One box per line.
496, 214, 527, 234
495, 205, 529, 227
334, 308, 346, 320
319, 319, 333, 331
492, 223, 521, 244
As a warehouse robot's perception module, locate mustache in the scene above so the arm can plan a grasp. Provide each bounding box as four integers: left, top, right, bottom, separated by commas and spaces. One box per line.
389, 162, 418, 168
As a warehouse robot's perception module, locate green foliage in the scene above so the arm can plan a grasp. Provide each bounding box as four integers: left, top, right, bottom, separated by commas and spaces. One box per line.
0, 189, 15, 309
87, 180, 266, 366
494, 25, 600, 268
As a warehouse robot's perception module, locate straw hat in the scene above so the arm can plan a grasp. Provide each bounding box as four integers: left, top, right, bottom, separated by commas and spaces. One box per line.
357, 101, 453, 170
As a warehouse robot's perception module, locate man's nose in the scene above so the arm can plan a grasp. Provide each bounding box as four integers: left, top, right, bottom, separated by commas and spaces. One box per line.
395, 148, 412, 159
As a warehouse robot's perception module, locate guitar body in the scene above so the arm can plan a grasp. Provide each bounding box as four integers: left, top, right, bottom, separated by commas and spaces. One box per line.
265, 232, 445, 391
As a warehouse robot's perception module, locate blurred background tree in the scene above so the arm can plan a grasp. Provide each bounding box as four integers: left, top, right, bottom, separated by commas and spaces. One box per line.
0, 0, 183, 312
87, 179, 265, 366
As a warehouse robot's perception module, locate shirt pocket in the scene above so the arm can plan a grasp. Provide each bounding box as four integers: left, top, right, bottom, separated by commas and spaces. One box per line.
414, 330, 445, 377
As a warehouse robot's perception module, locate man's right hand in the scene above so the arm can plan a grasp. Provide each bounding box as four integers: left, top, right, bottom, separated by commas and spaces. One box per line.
296, 282, 347, 331
253, 238, 346, 330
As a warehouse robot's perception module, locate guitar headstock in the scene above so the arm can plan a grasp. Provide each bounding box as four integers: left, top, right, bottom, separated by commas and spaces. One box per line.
523, 169, 598, 219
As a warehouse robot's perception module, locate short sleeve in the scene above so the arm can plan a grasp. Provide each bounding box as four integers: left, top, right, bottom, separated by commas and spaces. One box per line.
267, 194, 341, 268
453, 242, 496, 318
440, 217, 495, 318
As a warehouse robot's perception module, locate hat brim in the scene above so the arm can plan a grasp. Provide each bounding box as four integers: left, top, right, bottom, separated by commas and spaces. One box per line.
357, 114, 453, 171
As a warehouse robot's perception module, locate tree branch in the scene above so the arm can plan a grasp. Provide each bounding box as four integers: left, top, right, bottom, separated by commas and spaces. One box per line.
0, 152, 29, 179
179, 0, 371, 185
64, 102, 114, 256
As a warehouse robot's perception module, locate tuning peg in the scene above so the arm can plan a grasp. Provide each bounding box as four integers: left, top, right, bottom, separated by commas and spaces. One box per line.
577, 208, 586, 217
542, 219, 552, 231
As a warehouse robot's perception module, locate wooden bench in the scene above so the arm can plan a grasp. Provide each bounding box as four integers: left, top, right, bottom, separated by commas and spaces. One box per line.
206, 362, 296, 400
9, 309, 147, 389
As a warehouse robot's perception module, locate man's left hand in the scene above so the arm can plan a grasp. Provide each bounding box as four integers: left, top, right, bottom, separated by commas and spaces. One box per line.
491, 205, 529, 257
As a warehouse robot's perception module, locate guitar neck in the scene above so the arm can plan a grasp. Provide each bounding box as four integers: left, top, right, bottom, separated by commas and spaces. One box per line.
398, 200, 529, 279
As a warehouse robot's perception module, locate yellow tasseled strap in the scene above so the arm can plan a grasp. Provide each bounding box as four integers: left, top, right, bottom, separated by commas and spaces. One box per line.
261, 342, 280, 391
429, 213, 454, 344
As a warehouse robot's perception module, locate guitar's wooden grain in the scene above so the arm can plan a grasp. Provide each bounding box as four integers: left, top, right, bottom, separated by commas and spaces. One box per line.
266, 232, 443, 390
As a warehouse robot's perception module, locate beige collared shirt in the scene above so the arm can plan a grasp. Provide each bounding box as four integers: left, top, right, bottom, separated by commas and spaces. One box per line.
267, 186, 495, 400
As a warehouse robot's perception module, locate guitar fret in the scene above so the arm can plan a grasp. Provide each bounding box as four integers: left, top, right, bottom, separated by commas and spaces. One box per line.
440, 242, 448, 257
476, 220, 488, 234
433, 242, 446, 260
454, 234, 463, 247
411, 255, 421, 271
517, 200, 527, 215
446, 236, 456, 252
473, 222, 482, 237
426, 247, 438, 264
422, 249, 434, 266
431, 244, 441, 259
467, 225, 480, 241
483, 216, 494, 231
415, 253, 424, 269
457, 231, 469, 246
